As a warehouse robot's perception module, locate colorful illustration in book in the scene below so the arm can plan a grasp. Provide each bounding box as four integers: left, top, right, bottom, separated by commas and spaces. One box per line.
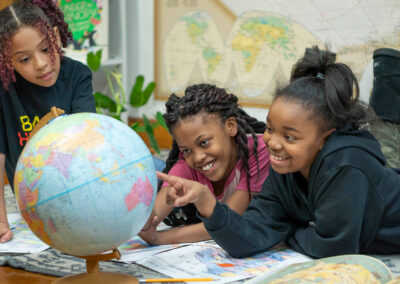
137, 241, 311, 284
56, 0, 109, 62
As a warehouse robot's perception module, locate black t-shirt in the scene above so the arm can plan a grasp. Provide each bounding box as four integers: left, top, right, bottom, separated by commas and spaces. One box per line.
0, 56, 96, 187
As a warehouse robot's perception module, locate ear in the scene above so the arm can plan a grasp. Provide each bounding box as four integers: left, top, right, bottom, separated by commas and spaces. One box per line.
319, 128, 336, 150
225, 117, 238, 137
53, 26, 62, 48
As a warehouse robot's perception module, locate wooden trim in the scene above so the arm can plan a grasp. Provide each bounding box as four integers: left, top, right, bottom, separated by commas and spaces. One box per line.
0, 0, 14, 10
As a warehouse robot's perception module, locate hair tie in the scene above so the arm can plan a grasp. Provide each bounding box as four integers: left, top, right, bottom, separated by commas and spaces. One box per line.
316, 73, 325, 80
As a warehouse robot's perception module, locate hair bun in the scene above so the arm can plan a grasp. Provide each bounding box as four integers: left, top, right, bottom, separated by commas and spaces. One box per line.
290, 46, 336, 81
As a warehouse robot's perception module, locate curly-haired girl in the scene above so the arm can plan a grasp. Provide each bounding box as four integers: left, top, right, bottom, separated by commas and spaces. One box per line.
0, 0, 95, 243
140, 84, 270, 245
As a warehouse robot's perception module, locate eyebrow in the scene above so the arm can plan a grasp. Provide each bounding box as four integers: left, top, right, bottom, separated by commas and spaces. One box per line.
177, 134, 206, 149
267, 117, 301, 133
283, 126, 301, 133
12, 38, 48, 57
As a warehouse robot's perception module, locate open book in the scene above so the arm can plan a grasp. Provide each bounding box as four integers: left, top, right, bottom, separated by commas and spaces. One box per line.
245, 254, 399, 284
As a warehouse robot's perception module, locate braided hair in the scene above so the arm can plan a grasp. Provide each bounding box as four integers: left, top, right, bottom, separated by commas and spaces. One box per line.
0, 0, 72, 89
275, 46, 375, 132
161, 84, 266, 226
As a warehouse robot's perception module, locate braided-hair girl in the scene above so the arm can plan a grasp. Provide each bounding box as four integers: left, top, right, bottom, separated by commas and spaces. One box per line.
140, 84, 270, 245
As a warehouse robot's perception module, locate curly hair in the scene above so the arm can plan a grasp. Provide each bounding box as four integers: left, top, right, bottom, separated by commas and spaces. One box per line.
275, 46, 375, 132
0, 0, 72, 89
161, 84, 266, 226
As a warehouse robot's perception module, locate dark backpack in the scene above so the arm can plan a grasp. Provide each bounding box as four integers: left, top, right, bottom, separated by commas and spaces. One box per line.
369, 48, 400, 124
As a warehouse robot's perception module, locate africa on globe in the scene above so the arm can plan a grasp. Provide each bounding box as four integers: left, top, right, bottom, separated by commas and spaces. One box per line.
14, 112, 157, 256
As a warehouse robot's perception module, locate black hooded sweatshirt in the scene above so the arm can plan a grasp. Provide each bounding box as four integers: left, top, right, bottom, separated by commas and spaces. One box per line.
200, 125, 400, 258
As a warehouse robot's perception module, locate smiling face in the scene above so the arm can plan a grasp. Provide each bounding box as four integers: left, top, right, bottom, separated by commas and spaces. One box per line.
10, 26, 61, 87
172, 112, 238, 183
263, 97, 335, 179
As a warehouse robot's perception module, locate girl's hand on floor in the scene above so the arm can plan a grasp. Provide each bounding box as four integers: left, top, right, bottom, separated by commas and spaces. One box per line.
0, 222, 13, 243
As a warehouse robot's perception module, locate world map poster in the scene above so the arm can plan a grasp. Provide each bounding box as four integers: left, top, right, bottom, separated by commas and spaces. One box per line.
154, 0, 400, 108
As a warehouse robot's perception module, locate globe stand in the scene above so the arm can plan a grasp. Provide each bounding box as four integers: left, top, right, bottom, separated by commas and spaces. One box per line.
29, 106, 65, 139
53, 249, 138, 284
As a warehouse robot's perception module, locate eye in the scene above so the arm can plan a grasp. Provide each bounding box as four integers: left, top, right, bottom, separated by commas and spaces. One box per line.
200, 139, 210, 147
19, 57, 30, 63
285, 135, 296, 142
41, 46, 50, 53
265, 125, 272, 133
181, 149, 191, 157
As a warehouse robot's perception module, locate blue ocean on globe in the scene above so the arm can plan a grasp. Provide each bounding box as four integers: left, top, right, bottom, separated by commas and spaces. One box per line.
14, 112, 157, 256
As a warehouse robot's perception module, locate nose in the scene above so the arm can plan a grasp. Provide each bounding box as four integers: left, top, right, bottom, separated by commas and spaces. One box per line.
264, 132, 282, 151
33, 53, 48, 70
193, 150, 206, 165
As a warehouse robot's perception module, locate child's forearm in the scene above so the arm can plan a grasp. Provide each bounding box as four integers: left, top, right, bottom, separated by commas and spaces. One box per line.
157, 222, 211, 244
154, 186, 176, 220
0, 155, 9, 225
193, 187, 217, 219
0, 187, 8, 225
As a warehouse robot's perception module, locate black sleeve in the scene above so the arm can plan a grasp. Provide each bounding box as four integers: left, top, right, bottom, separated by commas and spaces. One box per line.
199, 175, 293, 258
71, 64, 96, 113
0, 101, 6, 155
287, 167, 382, 258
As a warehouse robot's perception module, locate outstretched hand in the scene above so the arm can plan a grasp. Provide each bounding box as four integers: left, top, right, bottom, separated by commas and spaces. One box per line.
156, 171, 216, 219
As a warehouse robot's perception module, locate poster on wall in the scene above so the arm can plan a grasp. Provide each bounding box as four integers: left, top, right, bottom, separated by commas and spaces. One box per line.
57, 0, 109, 63
154, 0, 400, 108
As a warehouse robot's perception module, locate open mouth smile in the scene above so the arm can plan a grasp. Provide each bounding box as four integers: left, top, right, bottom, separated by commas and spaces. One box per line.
201, 160, 215, 171
270, 154, 289, 161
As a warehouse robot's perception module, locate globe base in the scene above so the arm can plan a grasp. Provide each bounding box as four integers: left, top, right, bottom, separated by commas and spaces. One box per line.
52, 272, 139, 284
53, 249, 138, 283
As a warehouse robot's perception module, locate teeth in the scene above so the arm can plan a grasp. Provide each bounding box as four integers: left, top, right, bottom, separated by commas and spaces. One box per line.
272, 154, 286, 161
202, 161, 214, 171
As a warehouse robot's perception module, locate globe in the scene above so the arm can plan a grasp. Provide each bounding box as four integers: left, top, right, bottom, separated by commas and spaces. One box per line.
13, 112, 157, 257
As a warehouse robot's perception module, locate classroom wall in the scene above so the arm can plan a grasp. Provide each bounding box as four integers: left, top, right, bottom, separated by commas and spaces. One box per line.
124, 0, 377, 122
125, 1, 269, 123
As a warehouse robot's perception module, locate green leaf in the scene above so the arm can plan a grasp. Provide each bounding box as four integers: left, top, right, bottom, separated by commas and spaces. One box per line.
155, 111, 168, 129
140, 82, 156, 106
129, 75, 145, 107
148, 131, 160, 154
130, 121, 141, 131
93, 92, 117, 112
87, 49, 102, 71
111, 114, 122, 121
143, 115, 160, 153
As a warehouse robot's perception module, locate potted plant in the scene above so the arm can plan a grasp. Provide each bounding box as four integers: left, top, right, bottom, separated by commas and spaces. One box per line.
86, 50, 168, 154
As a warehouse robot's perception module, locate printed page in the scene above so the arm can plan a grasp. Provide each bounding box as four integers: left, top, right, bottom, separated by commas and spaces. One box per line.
137, 240, 311, 284
116, 235, 187, 263
0, 213, 49, 253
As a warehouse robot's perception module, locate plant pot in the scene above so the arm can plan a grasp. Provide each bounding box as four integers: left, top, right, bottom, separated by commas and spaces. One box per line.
128, 117, 172, 153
